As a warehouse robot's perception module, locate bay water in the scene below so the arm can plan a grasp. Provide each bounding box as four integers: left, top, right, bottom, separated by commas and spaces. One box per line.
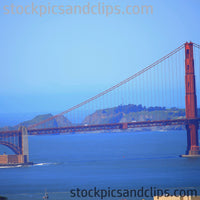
0, 130, 200, 200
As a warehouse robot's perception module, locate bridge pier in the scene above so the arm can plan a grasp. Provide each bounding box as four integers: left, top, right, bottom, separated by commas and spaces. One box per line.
185, 123, 200, 155
19, 126, 30, 163
0, 126, 32, 166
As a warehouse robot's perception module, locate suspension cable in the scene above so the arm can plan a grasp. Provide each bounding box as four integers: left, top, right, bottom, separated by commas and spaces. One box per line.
28, 43, 185, 129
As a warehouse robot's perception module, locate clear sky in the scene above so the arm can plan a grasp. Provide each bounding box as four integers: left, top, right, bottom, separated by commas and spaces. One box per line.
0, 0, 200, 114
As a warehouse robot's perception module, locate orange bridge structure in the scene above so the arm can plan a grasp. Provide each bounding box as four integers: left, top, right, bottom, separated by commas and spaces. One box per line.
0, 42, 200, 165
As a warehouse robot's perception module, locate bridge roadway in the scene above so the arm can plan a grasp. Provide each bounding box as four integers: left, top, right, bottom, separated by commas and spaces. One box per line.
1, 118, 200, 137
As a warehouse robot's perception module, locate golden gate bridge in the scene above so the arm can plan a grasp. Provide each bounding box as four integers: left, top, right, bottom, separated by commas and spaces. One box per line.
0, 42, 200, 165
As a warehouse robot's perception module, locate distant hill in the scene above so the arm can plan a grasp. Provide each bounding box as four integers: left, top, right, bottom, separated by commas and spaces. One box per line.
83, 104, 200, 131
0, 114, 72, 131
0, 105, 199, 132
83, 104, 187, 125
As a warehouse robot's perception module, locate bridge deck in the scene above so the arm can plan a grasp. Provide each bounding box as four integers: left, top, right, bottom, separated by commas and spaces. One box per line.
10, 118, 200, 135
1, 118, 200, 136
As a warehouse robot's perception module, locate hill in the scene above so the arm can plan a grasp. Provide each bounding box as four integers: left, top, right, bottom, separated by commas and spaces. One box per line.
83, 104, 187, 125
0, 114, 72, 131
1, 105, 199, 132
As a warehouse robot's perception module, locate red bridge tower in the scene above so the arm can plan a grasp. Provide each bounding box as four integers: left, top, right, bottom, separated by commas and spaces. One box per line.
184, 42, 200, 156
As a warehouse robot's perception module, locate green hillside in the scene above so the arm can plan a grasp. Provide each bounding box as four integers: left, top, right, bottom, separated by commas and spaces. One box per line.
83, 104, 187, 125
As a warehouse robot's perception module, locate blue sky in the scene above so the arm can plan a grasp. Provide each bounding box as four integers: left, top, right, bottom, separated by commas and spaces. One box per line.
0, 0, 200, 114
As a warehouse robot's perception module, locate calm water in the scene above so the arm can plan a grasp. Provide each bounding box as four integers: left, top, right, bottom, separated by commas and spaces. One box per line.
0, 130, 200, 200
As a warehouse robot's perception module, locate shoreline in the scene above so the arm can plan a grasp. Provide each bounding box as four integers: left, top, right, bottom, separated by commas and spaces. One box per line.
0, 162, 34, 167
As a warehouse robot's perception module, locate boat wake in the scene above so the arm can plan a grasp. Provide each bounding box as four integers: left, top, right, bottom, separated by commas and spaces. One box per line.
0, 162, 58, 169
0, 165, 23, 169
33, 162, 58, 167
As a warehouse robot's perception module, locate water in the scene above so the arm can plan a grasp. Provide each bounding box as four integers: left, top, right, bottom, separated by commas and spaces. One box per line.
0, 130, 200, 200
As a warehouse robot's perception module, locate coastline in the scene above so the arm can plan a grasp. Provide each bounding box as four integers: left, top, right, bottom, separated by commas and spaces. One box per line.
0, 162, 34, 167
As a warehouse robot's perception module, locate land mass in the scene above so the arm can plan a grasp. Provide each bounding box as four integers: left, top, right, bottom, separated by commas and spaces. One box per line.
0, 114, 72, 131
1, 104, 199, 132
82, 104, 194, 131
